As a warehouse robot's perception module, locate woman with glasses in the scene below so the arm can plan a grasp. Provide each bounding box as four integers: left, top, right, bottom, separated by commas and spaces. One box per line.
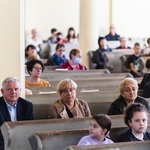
46, 44, 67, 66
107, 78, 150, 115
60, 48, 85, 70
25, 59, 51, 87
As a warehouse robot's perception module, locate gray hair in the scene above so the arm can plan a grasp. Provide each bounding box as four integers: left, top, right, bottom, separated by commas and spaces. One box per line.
119, 77, 138, 94
56, 79, 77, 94
2, 77, 21, 89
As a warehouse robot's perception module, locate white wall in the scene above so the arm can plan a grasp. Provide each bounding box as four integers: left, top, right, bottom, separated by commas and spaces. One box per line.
25, 0, 150, 40
112, 0, 150, 38
25, 0, 80, 40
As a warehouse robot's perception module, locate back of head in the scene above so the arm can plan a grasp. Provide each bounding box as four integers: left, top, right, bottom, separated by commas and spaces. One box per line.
92, 114, 111, 135
124, 103, 148, 127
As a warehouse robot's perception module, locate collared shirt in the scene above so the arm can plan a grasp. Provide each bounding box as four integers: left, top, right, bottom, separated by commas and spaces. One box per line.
4, 99, 17, 121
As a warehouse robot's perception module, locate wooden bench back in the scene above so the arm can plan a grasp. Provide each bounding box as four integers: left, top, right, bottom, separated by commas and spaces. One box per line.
28, 126, 150, 150
1, 115, 125, 150
65, 140, 150, 150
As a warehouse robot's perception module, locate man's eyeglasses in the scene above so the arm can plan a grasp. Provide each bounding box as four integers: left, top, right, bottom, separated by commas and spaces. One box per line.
58, 49, 65, 52
33, 67, 43, 71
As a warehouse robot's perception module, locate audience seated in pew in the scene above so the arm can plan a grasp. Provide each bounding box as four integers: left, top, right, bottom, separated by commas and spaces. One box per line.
108, 78, 150, 115
25, 59, 51, 88
46, 28, 57, 43
48, 79, 91, 119
105, 24, 121, 41
26, 28, 43, 52
118, 103, 150, 142
127, 42, 143, 77
25, 44, 40, 64
77, 114, 114, 145
116, 37, 132, 49
1, 115, 127, 150
65, 27, 78, 44
93, 37, 112, 69
46, 43, 68, 66
28, 124, 150, 150
139, 58, 150, 90
0, 77, 34, 150
61, 48, 86, 70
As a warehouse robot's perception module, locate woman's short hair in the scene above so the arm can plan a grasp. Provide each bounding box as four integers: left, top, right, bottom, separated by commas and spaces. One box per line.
124, 103, 148, 127
56, 79, 77, 94
26, 59, 45, 75
92, 114, 112, 135
119, 78, 138, 94
25, 45, 36, 57
69, 49, 80, 59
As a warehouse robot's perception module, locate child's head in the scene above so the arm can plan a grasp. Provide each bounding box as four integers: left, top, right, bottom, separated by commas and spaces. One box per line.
89, 114, 112, 141
124, 103, 148, 133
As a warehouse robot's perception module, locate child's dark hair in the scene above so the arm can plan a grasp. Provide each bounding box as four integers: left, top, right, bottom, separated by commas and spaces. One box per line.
124, 103, 148, 127
92, 114, 111, 135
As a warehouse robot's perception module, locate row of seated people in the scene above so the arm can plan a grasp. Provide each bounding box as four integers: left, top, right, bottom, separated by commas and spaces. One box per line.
0, 77, 150, 149
24, 56, 150, 98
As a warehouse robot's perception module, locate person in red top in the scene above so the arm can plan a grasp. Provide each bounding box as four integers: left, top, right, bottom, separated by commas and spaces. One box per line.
60, 48, 85, 70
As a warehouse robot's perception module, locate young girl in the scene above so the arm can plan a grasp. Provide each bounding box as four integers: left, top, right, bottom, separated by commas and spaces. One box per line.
77, 114, 114, 145
118, 103, 150, 142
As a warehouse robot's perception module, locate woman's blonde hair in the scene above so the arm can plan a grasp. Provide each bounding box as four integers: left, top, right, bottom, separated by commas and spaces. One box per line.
119, 77, 138, 94
56, 79, 77, 94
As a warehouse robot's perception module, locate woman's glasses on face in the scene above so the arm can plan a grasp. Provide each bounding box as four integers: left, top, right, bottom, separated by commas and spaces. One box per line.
33, 67, 43, 71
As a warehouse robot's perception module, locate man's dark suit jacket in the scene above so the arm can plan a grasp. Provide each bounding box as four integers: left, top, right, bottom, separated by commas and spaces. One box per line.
0, 96, 34, 150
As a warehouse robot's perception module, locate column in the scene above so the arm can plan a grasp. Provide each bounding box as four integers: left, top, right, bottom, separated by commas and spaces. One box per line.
79, 0, 100, 68
0, 0, 25, 96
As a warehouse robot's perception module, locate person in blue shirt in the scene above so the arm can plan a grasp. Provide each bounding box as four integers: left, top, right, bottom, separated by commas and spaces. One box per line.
93, 37, 112, 69
46, 44, 68, 66
0, 77, 34, 150
105, 24, 121, 41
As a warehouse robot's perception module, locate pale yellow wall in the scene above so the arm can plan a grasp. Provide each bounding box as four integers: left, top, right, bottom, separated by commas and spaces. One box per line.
0, 0, 25, 96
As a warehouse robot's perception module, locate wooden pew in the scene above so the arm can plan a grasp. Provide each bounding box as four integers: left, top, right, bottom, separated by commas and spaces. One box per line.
27, 85, 119, 95
33, 100, 112, 119
28, 126, 150, 150
26, 90, 119, 104
102, 49, 134, 73
1, 115, 125, 150
65, 140, 150, 150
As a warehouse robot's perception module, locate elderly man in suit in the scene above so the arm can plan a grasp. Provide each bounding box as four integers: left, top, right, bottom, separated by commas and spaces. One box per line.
0, 77, 34, 150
